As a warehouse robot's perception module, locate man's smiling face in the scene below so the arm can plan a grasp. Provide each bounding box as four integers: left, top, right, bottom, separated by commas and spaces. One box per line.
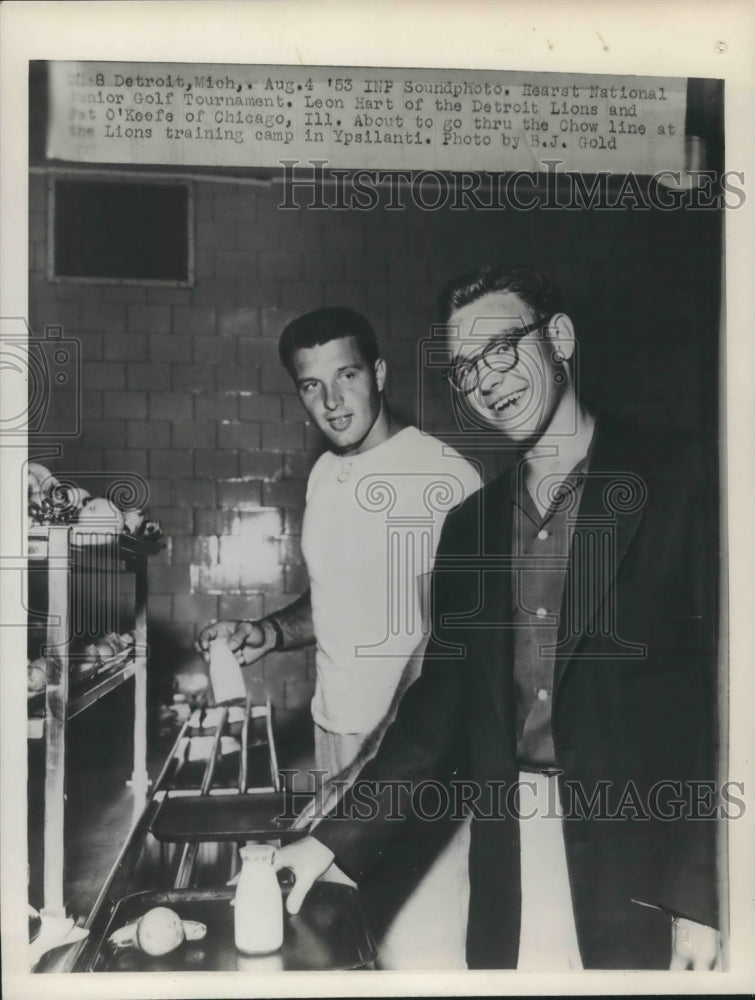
292, 336, 386, 454
448, 290, 566, 444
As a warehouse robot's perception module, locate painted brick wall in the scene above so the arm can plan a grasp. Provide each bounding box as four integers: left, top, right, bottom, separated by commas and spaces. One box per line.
28, 171, 719, 709
27, 174, 477, 710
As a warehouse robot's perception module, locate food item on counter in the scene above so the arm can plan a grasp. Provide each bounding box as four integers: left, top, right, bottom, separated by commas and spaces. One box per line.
27, 466, 161, 536
73, 497, 125, 538
180, 920, 207, 940
106, 631, 133, 649
122, 509, 145, 535
233, 844, 284, 955
28, 465, 74, 525
83, 643, 101, 665
42, 495, 78, 525
81, 631, 135, 667
28, 473, 45, 510
28, 463, 58, 501
28, 462, 55, 483
74, 487, 92, 510
108, 906, 206, 956
70, 657, 98, 679
101, 632, 131, 655
27, 658, 47, 693
28, 472, 47, 521
50, 482, 90, 518
97, 637, 120, 659
142, 519, 163, 540
28, 503, 45, 526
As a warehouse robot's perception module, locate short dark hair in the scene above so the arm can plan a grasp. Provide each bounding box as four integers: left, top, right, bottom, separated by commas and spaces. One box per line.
437, 266, 564, 324
278, 307, 380, 376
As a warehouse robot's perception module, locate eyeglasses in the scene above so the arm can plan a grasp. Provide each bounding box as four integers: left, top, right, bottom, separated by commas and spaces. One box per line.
444, 316, 550, 395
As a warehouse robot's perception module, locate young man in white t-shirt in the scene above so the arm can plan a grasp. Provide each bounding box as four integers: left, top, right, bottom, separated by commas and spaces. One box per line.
198, 307, 480, 779
197, 307, 480, 967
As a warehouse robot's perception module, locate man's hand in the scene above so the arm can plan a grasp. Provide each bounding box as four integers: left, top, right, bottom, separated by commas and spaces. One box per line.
194, 619, 274, 665
670, 917, 721, 970
273, 838, 335, 915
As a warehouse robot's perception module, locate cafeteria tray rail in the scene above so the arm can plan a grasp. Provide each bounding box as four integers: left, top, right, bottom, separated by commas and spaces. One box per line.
35, 692, 295, 972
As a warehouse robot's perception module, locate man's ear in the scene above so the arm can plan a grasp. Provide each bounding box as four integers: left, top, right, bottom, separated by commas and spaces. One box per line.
374, 357, 387, 392
546, 313, 576, 363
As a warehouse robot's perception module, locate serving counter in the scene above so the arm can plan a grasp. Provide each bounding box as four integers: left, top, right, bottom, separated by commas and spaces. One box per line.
35, 696, 375, 973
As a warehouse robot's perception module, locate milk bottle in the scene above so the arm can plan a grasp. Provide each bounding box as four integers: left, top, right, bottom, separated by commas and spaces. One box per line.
233, 844, 284, 955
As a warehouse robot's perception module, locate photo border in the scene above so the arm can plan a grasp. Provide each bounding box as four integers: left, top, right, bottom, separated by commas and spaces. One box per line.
2, 2, 753, 997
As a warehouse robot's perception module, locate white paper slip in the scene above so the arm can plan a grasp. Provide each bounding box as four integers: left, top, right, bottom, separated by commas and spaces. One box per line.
208, 638, 247, 704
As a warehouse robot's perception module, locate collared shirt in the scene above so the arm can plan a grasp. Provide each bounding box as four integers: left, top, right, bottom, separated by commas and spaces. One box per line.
512, 455, 589, 770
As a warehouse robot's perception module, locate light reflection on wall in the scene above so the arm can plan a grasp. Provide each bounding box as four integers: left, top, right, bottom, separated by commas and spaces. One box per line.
190, 509, 283, 594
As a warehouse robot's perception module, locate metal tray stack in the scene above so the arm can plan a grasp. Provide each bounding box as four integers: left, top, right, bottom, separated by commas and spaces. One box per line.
147, 696, 308, 890
40, 695, 375, 973
80, 884, 375, 972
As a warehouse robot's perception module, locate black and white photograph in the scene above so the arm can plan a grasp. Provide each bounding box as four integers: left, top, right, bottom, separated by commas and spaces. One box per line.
1, 2, 754, 997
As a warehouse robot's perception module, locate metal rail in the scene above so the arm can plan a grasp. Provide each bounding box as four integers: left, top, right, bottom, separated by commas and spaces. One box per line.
265, 696, 281, 792
238, 693, 253, 794
174, 707, 229, 888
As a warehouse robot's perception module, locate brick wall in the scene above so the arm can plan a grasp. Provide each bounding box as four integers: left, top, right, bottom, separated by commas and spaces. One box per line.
28, 171, 719, 708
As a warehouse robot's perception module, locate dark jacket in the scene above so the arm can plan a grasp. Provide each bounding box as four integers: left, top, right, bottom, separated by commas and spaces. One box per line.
315, 417, 719, 969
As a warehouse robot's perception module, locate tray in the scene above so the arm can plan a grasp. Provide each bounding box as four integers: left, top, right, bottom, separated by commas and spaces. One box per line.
150, 792, 309, 843
164, 742, 273, 792
186, 706, 246, 737
81, 884, 376, 972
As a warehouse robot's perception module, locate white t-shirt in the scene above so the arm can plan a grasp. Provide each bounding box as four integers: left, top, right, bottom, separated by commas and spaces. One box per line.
301, 426, 481, 735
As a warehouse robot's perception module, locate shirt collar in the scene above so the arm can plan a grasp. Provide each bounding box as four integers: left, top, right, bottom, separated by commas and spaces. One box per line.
523, 410, 596, 478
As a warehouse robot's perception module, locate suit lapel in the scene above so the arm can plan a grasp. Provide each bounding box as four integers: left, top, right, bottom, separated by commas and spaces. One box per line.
451, 418, 661, 719
477, 473, 515, 725
552, 418, 653, 693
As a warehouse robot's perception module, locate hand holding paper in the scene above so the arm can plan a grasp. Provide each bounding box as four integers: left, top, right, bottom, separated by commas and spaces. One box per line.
208, 637, 247, 704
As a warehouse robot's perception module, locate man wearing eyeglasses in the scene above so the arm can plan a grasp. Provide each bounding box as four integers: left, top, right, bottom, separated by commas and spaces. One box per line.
275, 267, 720, 971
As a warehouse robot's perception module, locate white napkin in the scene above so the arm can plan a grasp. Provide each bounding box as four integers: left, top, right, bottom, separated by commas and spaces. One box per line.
208, 638, 246, 704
